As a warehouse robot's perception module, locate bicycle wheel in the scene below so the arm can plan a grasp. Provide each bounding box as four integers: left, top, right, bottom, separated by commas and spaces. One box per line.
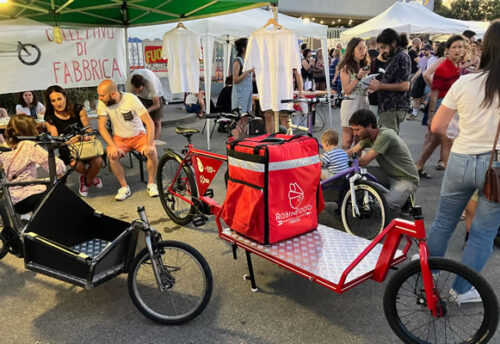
312, 105, 326, 133
128, 240, 213, 325
157, 154, 198, 225
384, 258, 498, 344
18, 43, 41, 65
340, 180, 387, 240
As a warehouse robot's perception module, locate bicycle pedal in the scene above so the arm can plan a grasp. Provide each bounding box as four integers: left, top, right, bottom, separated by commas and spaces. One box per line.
204, 189, 214, 198
192, 215, 208, 227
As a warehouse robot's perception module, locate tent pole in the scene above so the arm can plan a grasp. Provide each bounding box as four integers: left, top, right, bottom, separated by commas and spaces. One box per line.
125, 27, 130, 74
321, 38, 332, 128
272, 4, 279, 133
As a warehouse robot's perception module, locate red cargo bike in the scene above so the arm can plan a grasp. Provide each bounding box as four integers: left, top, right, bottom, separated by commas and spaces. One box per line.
158, 113, 499, 343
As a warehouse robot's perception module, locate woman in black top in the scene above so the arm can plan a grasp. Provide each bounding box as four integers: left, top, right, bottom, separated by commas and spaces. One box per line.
44, 85, 103, 197
301, 49, 314, 91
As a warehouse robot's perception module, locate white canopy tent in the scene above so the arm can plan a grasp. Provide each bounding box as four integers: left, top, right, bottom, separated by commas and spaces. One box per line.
451, 19, 490, 37
340, 2, 470, 40
129, 8, 330, 149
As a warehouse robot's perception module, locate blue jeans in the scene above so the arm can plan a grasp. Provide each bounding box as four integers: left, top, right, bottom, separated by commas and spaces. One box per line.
427, 152, 500, 293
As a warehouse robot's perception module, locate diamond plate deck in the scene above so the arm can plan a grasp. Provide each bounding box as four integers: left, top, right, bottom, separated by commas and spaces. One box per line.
222, 224, 404, 286
72, 238, 110, 258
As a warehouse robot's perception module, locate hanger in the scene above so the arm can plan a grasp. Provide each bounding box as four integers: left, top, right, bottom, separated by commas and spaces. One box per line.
176, 22, 186, 29
262, 17, 283, 30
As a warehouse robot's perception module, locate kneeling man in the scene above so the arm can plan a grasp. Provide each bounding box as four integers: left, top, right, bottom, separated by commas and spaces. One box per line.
97, 79, 158, 201
347, 109, 419, 211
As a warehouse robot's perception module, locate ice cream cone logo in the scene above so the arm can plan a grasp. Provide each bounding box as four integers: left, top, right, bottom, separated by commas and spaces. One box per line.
288, 182, 304, 209
196, 157, 204, 173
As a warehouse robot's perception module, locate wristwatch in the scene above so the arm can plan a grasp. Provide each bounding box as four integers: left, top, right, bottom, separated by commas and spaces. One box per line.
355, 75, 362, 81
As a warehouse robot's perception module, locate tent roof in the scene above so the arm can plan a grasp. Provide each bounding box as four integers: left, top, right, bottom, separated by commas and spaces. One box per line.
341, 1, 469, 40
128, 8, 327, 40
0, 0, 269, 27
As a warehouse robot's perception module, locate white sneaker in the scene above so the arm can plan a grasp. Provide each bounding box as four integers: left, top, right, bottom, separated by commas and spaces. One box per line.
147, 183, 159, 197
115, 186, 131, 201
449, 287, 482, 305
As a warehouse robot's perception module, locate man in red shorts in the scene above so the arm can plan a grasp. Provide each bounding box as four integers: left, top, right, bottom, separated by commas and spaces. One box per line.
97, 79, 158, 201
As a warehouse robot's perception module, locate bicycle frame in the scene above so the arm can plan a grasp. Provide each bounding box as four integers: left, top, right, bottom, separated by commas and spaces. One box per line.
216, 210, 442, 317
167, 143, 227, 213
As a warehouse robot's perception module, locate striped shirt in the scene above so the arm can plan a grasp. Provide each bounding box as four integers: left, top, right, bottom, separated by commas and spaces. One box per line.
321, 148, 349, 175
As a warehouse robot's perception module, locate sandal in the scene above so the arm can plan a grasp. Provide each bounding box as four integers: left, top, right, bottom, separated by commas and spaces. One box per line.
418, 169, 431, 179
436, 160, 446, 170
196, 112, 205, 119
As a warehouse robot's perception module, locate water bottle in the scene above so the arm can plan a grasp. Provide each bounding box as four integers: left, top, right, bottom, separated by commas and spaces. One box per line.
446, 114, 460, 139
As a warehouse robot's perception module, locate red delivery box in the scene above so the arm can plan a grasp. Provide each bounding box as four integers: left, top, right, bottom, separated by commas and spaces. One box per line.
221, 134, 324, 244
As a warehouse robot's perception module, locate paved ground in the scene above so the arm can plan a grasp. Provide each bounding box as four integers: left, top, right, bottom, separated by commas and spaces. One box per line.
1, 104, 499, 344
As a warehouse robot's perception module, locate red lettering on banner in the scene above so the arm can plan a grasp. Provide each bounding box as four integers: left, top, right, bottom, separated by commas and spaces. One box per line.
90, 59, 100, 79
46, 29, 54, 42
52, 58, 124, 84
63, 63, 74, 83
112, 58, 122, 77
76, 30, 83, 41
108, 28, 115, 39
68, 30, 75, 41
82, 60, 91, 80
102, 59, 110, 78
53, 62, 61, 83
73, 61, 82, 82
61, 29, 68, 41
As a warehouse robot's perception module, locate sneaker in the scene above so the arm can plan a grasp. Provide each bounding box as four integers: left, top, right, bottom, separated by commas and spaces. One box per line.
147, 183, 159, 197
92, 177, 103, 189
79, 175, 89, 197
449, 287, 482, 305
115, 186, 131, 201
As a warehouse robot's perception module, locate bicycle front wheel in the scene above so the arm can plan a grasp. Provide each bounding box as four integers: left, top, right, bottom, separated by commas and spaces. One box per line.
384, 258, 499, 344
340, 180, 387, 240
157, 154, 198, 225
128, 241, 213, 325
18, 43, 41, 65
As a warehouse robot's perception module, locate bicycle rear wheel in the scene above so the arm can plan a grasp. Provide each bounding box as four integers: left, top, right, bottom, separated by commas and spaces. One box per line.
384, 258, 498, 344
128, 241, 213, 325
340, 180, 387, 240
157, 154, 198, 225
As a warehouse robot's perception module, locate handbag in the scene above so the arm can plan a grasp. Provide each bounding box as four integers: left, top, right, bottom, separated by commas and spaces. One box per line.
484, 118, 500, 202
70, 139, 104, 160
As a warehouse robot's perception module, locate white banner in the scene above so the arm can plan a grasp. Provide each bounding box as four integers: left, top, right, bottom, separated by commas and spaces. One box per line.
0, 24, 126, 94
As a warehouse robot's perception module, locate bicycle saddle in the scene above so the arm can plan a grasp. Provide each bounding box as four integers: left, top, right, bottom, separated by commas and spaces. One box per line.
175, 127, 199, 136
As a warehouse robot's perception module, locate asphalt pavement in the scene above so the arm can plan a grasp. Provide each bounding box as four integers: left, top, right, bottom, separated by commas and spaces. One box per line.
1, 103, 499, 344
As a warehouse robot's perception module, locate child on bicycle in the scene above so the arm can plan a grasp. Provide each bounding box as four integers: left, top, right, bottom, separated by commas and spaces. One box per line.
0, 114, 65, 214
320, 128, 349, 180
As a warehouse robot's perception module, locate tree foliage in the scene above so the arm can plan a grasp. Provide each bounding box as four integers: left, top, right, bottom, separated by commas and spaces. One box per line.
435, 0, 499, 20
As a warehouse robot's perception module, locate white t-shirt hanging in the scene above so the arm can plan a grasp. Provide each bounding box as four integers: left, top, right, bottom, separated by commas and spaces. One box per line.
162, 27, 201, 94
243, 27, 301, 112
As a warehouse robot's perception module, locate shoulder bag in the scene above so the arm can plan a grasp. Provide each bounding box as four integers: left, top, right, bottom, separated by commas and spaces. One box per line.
484, 117, 500, 203
70, 138, 104, 161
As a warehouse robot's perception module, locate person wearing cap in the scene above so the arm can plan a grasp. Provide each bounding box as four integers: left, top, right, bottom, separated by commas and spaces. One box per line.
408, 43, 433, 120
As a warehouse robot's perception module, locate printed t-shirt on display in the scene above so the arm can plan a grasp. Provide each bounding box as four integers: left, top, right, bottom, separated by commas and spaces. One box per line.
162, 28, 201, 94
243, 27, 301, 112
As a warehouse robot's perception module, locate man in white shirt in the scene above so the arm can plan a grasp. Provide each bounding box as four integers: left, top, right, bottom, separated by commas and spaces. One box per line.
97, 79, 159, 201
126, 68, 165, 141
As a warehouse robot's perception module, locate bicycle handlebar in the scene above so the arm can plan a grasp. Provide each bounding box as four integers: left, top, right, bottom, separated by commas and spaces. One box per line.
281, 94, 353, 104
16, 125, 98, 147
